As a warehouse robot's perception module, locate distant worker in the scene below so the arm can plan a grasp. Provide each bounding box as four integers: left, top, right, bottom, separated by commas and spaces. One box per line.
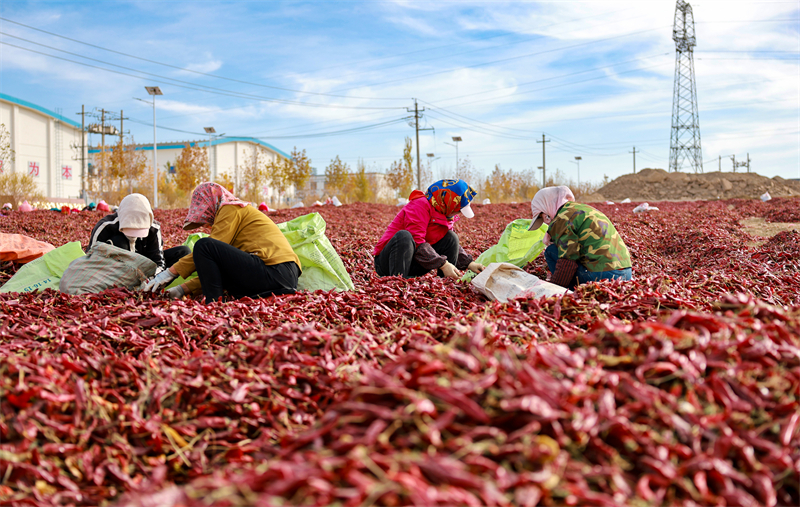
88, 193, 190, 273
528, 186, 632, 289
18, 201, 33, 212
374, 179, 485, 280
144, 182, 301, 302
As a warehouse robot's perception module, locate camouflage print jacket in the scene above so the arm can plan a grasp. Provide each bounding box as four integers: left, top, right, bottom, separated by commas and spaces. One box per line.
548, 202, 631, 272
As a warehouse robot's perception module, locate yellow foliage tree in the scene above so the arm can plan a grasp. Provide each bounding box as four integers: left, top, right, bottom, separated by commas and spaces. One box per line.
0, 172, 44, 209
324, 155, 350, 197
386, 137, 415, 198
240, 147, 270, 204
352, 158, 373, 203
174, 143, 210, 196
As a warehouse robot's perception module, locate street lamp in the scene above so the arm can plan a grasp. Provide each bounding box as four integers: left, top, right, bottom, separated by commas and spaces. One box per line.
445, 136, 462, 174
145, 86, 162, 208
572, 156, 582, 187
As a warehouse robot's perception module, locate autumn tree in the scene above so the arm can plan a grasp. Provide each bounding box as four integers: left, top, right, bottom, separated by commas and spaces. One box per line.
325, 155, 350, 197
240, 147, 270, 204
0, 172, 44, 209
216, 172, 235, 193
352, 158, 373, 203
174, 143, 210, 195
287, 147, 312, 199
105, 140, 149, 202
386, 137, 415, 198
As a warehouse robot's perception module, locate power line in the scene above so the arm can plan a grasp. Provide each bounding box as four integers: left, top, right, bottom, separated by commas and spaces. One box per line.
0, 40, 406, 110
331, 26, 671, 93
0, 16, 408, 101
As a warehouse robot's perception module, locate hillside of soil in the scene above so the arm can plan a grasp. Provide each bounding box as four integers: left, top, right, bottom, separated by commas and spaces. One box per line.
584, 168, 800, 202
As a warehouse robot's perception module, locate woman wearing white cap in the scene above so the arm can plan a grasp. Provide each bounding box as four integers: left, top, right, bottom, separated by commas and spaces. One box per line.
88, 193, 190, 272
529, 186, 631, 289
373, 179, 485, 280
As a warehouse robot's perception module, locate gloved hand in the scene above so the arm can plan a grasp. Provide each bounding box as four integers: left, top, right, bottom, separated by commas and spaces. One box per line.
143, 267, 178, 292
468, 261, 485, 274
440, 261, 462, 280
166, 285, 185, 299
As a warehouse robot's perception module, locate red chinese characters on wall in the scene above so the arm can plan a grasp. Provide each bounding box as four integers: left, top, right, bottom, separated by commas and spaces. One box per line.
28, 162, 40, 177
62, 165, 73, 180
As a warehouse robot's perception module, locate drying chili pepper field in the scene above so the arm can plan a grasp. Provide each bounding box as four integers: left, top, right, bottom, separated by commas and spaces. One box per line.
1, 198, 799, 507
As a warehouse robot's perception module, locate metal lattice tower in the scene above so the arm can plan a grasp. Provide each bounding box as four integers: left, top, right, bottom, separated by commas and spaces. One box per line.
669, 0, 703, 173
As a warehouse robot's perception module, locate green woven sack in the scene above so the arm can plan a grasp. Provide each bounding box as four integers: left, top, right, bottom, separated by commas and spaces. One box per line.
0, 241, 86, 293
59, 243, 157, 295
276, 212, 354, 292
462, 219, 548, 281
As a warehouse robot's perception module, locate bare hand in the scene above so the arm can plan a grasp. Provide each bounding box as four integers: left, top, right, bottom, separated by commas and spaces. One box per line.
441, 261, 462, 280
468, 261, 485, 274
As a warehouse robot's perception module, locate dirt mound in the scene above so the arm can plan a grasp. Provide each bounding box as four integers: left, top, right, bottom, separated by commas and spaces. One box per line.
586, 168, 800, 202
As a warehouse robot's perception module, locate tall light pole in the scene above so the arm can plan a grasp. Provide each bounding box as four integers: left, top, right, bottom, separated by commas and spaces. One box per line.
572, 156, 582, 187
145, 86, 162, 208
445, 136, 462, 175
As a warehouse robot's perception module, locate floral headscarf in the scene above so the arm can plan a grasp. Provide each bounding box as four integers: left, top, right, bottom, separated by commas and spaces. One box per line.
184, 182, 249, 229
425, 179, 477, 217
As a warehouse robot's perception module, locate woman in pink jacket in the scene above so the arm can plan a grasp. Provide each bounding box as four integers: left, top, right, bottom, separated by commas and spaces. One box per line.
373, 179, 485, 280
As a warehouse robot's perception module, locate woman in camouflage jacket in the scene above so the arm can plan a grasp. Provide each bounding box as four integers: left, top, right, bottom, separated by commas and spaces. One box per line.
529, 186, 631, 289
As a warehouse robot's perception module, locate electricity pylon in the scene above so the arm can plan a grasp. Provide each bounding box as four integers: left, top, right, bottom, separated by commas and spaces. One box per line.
669, 0, 703, 173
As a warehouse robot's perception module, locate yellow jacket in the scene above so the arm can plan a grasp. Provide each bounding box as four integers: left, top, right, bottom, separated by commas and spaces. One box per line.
173, 205, 301, 295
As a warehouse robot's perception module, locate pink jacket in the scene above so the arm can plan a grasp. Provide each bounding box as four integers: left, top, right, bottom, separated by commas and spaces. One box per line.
374, 192, 458, 256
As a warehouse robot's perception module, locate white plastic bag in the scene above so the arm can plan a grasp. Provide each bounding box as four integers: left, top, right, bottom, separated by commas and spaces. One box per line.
761, 192, 772, 202
621, 198, 632, 204
291, 201, 305, 209
331, 196, 342, 206
471, 262, 569, 303
482, 198, 491, 205
632, 203, 659, 213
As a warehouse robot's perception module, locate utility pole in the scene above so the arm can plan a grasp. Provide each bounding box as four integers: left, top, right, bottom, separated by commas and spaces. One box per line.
718, 155, 721, 172
537, 134, 549, 187
100, 108, 107, 194
746, 153, 751, 173
408, 99, 434, 190
630, 146, 637, 174
76, 105, 87, 200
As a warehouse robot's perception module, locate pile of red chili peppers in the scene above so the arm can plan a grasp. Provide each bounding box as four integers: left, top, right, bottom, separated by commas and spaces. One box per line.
0, 198, 798, 506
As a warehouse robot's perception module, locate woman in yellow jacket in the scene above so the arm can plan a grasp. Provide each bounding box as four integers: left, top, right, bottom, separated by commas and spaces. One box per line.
144, 182, 301, 303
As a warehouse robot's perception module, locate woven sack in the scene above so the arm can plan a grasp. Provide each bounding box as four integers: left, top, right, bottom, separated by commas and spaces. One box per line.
59, 242, 157, 295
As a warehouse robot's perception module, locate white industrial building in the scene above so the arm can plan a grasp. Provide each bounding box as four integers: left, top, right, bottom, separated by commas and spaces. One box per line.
89, 137, 293, 204
0, 93, 87, 205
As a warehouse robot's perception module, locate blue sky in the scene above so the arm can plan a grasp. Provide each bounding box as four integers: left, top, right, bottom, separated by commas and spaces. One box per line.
1, 0, 798, 187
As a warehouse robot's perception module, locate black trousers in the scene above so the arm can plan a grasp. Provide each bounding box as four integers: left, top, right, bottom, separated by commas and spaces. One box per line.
106, 236, 189, 269
164, 246, 191, 268
374, 230, 459, 278
193, 237, 300, 303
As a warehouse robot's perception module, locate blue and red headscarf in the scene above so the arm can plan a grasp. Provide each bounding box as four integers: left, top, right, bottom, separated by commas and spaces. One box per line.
425, 179, 477, 217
